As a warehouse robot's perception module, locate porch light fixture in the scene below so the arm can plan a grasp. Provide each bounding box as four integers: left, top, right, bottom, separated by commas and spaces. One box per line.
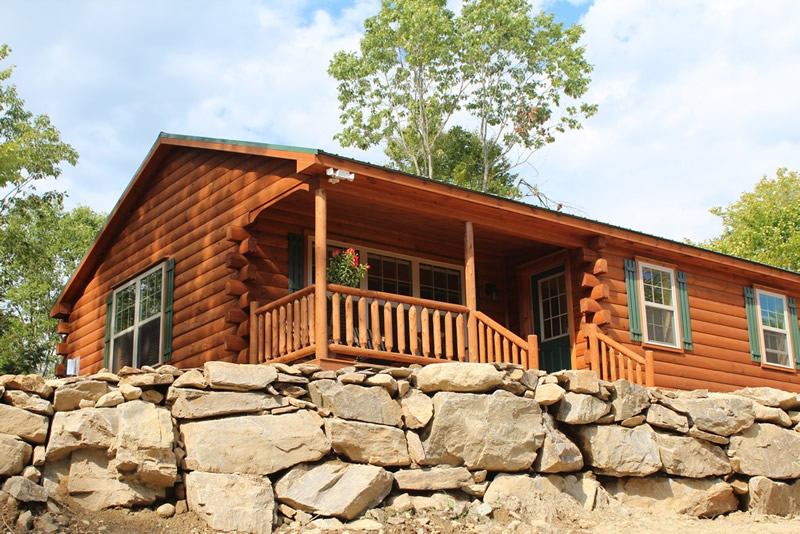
326, 167, 355, 184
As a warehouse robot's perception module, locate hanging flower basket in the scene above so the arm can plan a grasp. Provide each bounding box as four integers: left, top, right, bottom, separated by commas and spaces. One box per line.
327, 248, 369, 288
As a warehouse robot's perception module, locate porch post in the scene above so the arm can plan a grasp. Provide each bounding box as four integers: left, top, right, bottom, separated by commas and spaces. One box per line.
315, 187, 328, 361
464, 221, 479, 361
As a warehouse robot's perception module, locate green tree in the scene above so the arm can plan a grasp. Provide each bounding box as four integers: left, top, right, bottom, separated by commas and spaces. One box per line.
0, 195, 105, 375
329, 0, 596, 199
701, 168, 800, 271
386, 125, 521, 198
1, 44, 78, 217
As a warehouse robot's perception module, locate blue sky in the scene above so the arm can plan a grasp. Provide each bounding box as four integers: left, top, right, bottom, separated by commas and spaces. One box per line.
2, 0, 799, 243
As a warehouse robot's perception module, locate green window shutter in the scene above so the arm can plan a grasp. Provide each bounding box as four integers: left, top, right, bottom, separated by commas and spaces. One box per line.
624, 259, 642, 342
676, 271, 693, 351
288, 233, 303, 293
163, 259, 175, 362
788, 297, 800, 369
744, 287, 761, 363
103, 294, 113, 369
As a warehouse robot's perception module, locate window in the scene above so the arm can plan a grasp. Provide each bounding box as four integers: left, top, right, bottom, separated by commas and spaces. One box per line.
419, 263, 462, 305
368, 253, 412, 296
755, 289, 794, 368
111, 264, 165, 372
538, 272, 568, 341
638, 261, 680, 348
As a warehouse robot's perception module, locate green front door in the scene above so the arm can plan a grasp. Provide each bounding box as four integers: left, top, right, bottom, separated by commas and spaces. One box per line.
531, 265, 571, 373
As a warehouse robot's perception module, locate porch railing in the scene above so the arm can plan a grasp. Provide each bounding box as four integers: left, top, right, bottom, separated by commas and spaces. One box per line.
584, 323, 654, 387
250, 283, 539, 369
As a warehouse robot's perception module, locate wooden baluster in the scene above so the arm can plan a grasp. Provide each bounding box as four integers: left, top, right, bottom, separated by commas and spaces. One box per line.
588, 327, 600, 377
409, 306, 418, 355
371, 300, 381, 350
279, 306, 287, 356
486, 327, 494, 363
600, 342, 609, 381
300, 297, 309, 347
512, 344, 519, 365
627, 358, 634, 382
287, 301, 294, 351
493, 331, 501, 363
421, 308, 430, 357
293, 300, 301, 351
397, 303, 406, 354
610, 348, 618, 381
384, 302, 393, 353
636, 363, 643, 386
503, 338, 510, 363
263, 312, 271, 362
358, 298, 368, 348
645, 350, 655, 387
478, 321, 487, 363
271, 309, 279, 357
527, 334, 538, 370
256, 313, 264, 364
331, 293, 341, 345
619, 353, 626, 382
444, 311, 454, 360
433, 310, 442, 359
456, 313, 465, 362
308, 294, 315, 345
345, 296, 354, 346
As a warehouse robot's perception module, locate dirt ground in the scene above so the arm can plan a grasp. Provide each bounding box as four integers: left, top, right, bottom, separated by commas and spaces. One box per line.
4, 493, 800, 534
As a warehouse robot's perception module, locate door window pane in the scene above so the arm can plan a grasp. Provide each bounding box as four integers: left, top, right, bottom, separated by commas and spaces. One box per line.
538, 273, 568, 341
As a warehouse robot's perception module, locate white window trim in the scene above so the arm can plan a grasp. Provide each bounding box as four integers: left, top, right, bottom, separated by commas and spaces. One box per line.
111, 263, 166, 370
307, 238, 465, 303
637, 261, 681, 349
538, 272, 569, 342
754, 288, 795, 369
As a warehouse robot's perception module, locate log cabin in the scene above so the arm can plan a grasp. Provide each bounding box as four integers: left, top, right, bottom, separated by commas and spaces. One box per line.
51, 133, 800, 392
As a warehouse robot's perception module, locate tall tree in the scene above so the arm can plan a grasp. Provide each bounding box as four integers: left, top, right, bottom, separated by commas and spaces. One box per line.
0, 196, 105, 375
701, 168, 800, 271
1, 44, 79, 217
329, 0, 596, 199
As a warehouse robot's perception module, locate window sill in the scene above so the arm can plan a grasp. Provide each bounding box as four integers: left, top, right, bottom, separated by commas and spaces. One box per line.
760, 361, 798, 374
642, 341, 685, 355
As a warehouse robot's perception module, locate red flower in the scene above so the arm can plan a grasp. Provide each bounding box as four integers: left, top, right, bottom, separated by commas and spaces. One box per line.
332, 249, 341, 257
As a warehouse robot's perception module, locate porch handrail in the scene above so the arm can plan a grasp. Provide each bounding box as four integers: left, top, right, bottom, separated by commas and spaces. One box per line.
474, 310, 537, 369
584, 323, 654, 387
327, 284, 469, 314
250, 286, 316, 364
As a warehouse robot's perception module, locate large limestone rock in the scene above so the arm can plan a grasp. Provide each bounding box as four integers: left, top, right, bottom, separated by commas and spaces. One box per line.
115, 401, 177, 487
414, 362, 504, 393
275, 461, 393, 520
728, 422, 800, 479
186, 471, 275, 534
534, 383, 565, 406
67, 450, 161, 511
0, 374, 53, 398
400, 391, 433, 429
53, 380, 109, 411
752, 402, 793, 427
420, 390, 545, 471
324, 418, 409, 466
646, 403, 689, 433
3, 390, 54, 416
46, 408, 118, 461
655, 432, 730, 478
747, 476, 800, 516
1, 476, 48, 503
181, 411, 329, 475
204, 361, 277, 391
731, 387, 800, 410
603, 476, 738, 518
0, 403, 49, 444
484, 473, 602, 511
0, 434, 33, 476
662, 394, 755, 436
609, 380, 650, 421
553, 392, 610, 424
555, 370, 601, 394
533, 413, 583, 473
393, 467, 472, 491
570, 424, 661, 477
308, 380, 402, 426
118, 373, 174, 388
171, 369, 208, 389
167, 387, 287, 419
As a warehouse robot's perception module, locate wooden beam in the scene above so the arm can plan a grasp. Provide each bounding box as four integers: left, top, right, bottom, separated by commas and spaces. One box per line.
589, 235, 606, 250
574, 247, 599, 265
581, 273, 601, 289
224, 335, 248, 352
580, 298, 602, 315
226, 225, 249, 243
225, 307, 248, 324
236, 264, 259, 282
592, 258, 608, 276
226, 252, 248, 270
56, 322, 71, 335
464, 222, 479, 361
239, 237, 264, 257
315, 188, 328, 360
236, 320, 250, 338
591, 309, 612, 325
590, 283, 609, 301
51, 302, 71, 320
56, 342, 68, 356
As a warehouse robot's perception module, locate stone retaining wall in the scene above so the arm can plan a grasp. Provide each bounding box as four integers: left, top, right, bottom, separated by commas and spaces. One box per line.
3, 361, 800, 532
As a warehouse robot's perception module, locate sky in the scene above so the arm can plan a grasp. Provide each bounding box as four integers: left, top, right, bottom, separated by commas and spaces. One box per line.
2, 0, 799, 243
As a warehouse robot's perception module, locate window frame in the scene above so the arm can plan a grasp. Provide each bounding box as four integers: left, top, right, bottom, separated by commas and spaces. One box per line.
637, 260, 682, 349
754, 288, 795, 370
307, 238, 465, 304
110, 262, 166, 371
537, 271, 570, 342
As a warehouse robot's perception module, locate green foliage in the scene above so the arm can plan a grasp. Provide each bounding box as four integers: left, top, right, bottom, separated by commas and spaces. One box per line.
327, 248, 369, 288
0, 44, 79, 217
701, 168, 800, 271
386, 125, 521, 198
329, 0, 596, 199
0, 196, 105, 375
